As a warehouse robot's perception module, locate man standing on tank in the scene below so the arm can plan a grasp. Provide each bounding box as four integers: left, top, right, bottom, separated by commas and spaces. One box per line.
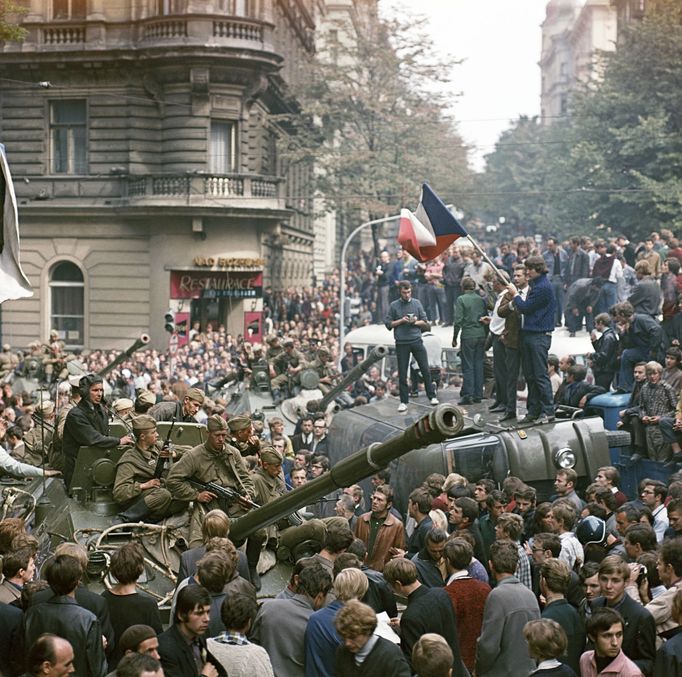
385, 281, 439, 413
505, 256, 557, 425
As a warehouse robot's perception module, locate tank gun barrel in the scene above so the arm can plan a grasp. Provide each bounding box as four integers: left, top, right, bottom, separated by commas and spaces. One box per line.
230, 403, 464, 542
307, 345, 387, 413
98, 334, 150, 378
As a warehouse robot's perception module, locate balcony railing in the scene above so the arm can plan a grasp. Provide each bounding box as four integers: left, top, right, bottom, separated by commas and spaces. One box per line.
42, 24, 86, 45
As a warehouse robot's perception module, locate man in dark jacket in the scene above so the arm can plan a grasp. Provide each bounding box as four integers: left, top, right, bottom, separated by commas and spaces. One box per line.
566, 237, 591, 288
628, 261, 662, 317
22, 555, 107, 677
158, 585, 223, 677
616, 302, 664, 391
505, 256, 557, 424
555, 365, 606, 411
564, 277, 605, 337
384, 558, 466, 676
62, 374, 132, 489
588, 555, 656, 675
589, 313, 619, 390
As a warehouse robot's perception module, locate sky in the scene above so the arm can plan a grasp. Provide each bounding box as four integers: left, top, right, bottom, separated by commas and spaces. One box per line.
380, 0, 551, 171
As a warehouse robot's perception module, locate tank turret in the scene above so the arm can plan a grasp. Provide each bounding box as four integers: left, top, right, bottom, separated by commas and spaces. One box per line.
230, 403, 465, 541
306, 345, 387, 413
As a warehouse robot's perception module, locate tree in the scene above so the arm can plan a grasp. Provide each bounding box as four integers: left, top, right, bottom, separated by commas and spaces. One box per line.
0, 1, 27, 42
277, 10, 472, 235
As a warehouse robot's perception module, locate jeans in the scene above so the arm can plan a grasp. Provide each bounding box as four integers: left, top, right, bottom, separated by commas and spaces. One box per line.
491, 334, 507, 407
551, 277, 565, 325
619, 346, 650, 392
460, 336, 486, 400
505, 346, 521, 416
660, 417, 682, 445
520, 332, 554, 417
595, 281, 618, 315
396, 340, 435, 404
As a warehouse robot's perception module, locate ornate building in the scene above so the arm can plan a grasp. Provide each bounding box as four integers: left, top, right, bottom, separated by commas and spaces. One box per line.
540, 0, 617, 123
0, 0, 322, 349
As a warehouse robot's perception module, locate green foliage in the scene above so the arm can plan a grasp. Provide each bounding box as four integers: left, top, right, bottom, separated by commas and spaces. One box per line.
0, 1, 27, 42
277, 11, 472, 225
478, 2, 682, 241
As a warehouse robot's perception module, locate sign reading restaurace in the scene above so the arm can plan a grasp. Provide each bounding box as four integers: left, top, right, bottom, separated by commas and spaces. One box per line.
170, 270, 263, 299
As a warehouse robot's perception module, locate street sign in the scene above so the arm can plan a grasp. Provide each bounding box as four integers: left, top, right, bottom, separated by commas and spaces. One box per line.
168, 332, 178, 355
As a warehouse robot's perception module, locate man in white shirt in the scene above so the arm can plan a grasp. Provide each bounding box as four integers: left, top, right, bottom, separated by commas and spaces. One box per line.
640, 479, 669, 543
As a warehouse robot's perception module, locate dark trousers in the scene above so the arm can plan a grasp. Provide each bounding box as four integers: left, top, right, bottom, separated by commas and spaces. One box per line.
460, 336, 486, 400
594, 371, 615, 390
396, 340, 435, 404
551, 277, 565, 325
520, 331, 554, 417
660, 417, 682, 446
491, 333, 507, 406
444, 285, 460, 325
505, 345, 521, 416
566, 307, 594, 334
619, 346, 650, 391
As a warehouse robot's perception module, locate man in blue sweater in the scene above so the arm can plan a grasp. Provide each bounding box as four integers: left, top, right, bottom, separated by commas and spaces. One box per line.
385, 281, 439, 412
505, 256, 557, 424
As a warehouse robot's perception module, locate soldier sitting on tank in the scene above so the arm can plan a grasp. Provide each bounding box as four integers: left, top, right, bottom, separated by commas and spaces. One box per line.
134, 390, 157, 415
21, 400, 56, 468
227, 415, 261, 464
303, 346, 337, 395
270, 338, 305, 403
166, 414, 266, 590
113, 415, 185, 523
43, 329, 67, 383
0, 343, 17, 378
147, 387, 204, 423
264, 334, 283, 369
62, 373, 133, 490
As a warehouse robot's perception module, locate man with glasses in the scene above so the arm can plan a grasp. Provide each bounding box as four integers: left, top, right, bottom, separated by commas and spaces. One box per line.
310, 419, 328, 455
640, 479, 669, 543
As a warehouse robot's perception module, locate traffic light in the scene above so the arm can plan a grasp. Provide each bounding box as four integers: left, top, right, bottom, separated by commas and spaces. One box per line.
164, 311, 175, 333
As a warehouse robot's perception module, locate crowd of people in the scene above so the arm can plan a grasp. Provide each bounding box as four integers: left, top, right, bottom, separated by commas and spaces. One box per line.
0, 229, 681, 676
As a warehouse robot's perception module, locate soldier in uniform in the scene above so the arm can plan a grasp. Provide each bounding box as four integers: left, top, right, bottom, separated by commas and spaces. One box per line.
43, 329, 67, 382
264, 334, 283, 365
270, 338, 305, 403
113, 415, 183, 523
22, 400, 56, 468
228, 415, 261, 462
0, 344, 17, 378
62, 374, 133, 489
166, 414, 266, 588
111, 398, 135, 433
304, 346, 337, 395
148, 387, 204, 422
52, 374, 82, 471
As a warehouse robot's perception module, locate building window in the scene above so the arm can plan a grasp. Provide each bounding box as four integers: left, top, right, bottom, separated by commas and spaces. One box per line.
156, 0, 173, 15
50, 100, 87, 174
53, 0, 87, 20
218, 0, 260, 17
209, 121, 237, 174
49, 261, 84, 348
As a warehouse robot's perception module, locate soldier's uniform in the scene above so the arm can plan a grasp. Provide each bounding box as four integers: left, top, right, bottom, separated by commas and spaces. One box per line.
0, 344, 14, 377
271, 339, 305, 401
303, 347, 337, 395
264, 335, 283, 364
113, 415, 182, 521
22, 401, 56, 468
148, 387, 204, 422
111, 398, 135, 434
228, 415, 260, 461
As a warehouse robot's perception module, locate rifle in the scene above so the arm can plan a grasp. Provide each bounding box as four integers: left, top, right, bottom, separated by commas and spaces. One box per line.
187, 476, 260, 512
153, 417, 175, 479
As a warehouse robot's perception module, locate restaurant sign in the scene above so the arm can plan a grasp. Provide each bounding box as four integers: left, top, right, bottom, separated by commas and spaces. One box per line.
170, 270, 263, 299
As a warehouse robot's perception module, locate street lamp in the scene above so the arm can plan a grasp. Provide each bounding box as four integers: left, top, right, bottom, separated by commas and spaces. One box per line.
339, 213, 400, 360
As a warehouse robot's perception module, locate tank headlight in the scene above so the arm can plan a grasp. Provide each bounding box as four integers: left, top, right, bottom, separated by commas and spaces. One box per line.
554, 447, 576, 469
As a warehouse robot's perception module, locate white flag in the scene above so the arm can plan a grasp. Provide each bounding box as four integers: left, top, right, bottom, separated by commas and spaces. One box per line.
0, 143, 32, 303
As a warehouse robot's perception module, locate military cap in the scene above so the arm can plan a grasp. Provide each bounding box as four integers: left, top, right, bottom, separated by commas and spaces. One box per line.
2, 344, 10, 351
227, 415, 251, 432
260, 445, 283, 465
112, 398, 134, 413
283, 337, 295, 348
137, 390, 156, 406
207, 414, 228, 432
265, 335, 280, 345
318, 346, 330, 357
132, 415, 156, 433
37, 400, 55, 417
184, 387, 205, 405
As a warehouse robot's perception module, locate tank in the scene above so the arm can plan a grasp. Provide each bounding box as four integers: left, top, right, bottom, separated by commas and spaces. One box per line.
230, 403, 464, 541
224, 344, 388, 434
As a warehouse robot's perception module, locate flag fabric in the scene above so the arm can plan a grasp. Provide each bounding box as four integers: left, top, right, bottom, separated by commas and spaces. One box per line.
0, 143, 32, 303
398, 183, 467, 262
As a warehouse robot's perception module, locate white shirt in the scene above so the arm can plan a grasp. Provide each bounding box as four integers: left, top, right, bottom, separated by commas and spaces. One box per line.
489, 296, 506, 336
653, 503, 669, 543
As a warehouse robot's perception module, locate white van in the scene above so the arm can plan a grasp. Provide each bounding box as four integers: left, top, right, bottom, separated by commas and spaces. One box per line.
343, 324, 594, 382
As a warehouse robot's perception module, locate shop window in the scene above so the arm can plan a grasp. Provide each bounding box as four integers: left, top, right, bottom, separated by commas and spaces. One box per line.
53, 0, 86, 20
209, 121, 237, 174
50, 100, 87, 175
49, 261, 85, 347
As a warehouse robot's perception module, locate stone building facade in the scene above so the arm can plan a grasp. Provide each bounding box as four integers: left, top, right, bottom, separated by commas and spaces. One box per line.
0, 0, 322, 350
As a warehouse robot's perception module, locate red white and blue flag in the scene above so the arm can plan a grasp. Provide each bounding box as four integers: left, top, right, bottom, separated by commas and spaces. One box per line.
398, 183, 467, 262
